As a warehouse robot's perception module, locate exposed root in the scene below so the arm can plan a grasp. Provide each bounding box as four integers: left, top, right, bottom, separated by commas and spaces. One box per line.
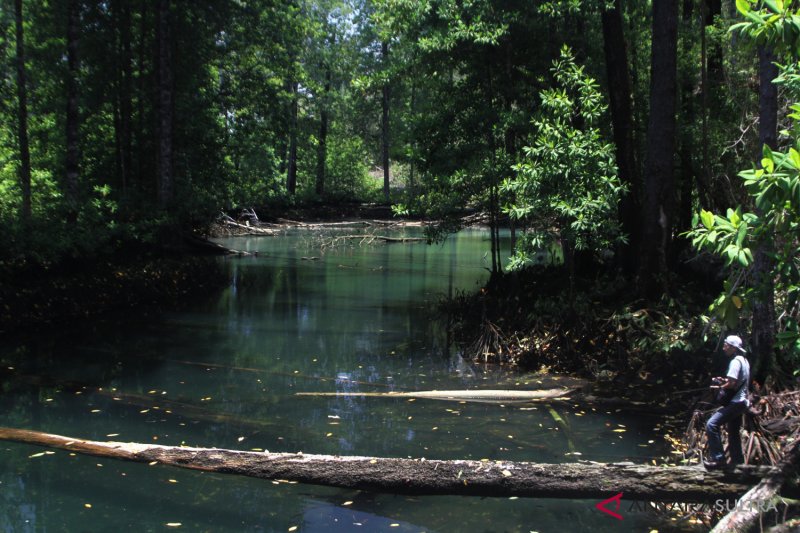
678, 388, 800, 468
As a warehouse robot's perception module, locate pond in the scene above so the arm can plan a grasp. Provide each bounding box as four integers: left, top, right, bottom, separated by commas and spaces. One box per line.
0, 226, 687, 532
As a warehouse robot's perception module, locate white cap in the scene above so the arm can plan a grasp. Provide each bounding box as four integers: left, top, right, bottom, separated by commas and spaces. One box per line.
724, 335, 746, 353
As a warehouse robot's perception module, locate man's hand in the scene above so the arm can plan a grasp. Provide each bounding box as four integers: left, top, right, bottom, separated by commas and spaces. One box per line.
710, 376, 737, 389
711, 376, 738, 389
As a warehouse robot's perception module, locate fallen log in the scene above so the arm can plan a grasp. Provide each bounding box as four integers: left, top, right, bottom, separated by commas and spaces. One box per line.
709, 445, 800, 533
294, 388, 575, 403
217, 214, 277, 235
0, 427, 787, 502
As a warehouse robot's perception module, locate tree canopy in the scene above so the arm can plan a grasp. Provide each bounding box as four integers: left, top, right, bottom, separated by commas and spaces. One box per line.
1, 0, 798, 371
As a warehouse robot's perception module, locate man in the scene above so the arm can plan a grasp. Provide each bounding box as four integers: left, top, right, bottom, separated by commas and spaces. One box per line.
704, 335, 750, 470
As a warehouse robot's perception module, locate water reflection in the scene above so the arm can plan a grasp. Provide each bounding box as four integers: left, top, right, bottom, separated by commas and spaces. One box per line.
0, 228, 692, 532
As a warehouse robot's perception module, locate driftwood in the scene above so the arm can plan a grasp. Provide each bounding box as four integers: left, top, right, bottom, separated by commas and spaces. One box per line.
216, 213, 277, 236
295, 388, 574, 403
0, 427, 786, 502
329, 234, 426, 243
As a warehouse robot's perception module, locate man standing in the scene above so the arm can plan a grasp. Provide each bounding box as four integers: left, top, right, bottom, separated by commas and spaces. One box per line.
704, 335, 750, 470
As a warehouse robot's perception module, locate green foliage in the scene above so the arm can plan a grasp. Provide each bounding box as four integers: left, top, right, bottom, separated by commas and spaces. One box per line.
732, 0, 800, 54
687, 7, 800, 364
325, 133, 373, 201
689, 207, 755, 267
502, 46, 626, 270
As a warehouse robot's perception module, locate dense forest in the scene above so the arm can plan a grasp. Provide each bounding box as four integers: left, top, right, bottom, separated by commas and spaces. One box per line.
1, 1, 799, 381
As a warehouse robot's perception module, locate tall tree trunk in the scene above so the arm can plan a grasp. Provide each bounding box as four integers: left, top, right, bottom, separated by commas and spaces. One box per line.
14, 0, 32, 222
601, 0, 640, 277
65, 0, 80, 220
112, 1, 124, 193
701, 0, 721, 209
315, 67, 331, 197
381, 41, 391, 203
675, 0, 697, 242
136, 0, 150, 189
287, 80, 298, 195
119, 0, 133, 194
751, 46, 778, 384
638, 0, 679, 300
156, 0, 173, 209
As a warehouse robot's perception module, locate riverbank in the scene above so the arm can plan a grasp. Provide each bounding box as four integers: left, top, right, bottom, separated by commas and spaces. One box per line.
0, 253, 226, 336
0, 206, 413, 337
441, 265, 718, 397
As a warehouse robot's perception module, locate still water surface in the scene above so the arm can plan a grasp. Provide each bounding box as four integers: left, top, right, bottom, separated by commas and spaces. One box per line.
1, 228, 685, 532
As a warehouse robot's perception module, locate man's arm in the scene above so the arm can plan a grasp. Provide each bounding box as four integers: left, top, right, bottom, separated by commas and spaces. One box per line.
716, 358, 743, 389
711, 376, 739, 389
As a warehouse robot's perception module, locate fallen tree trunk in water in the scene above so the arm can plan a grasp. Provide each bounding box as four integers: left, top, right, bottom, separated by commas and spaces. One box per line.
294, 388, 574, 403
0, 427, 790, 502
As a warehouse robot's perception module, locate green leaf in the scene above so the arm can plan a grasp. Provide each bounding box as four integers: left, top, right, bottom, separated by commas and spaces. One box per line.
736, 223, 748, 247
736, 0, 752, 15
700, 209, 715, 230
789, 147, 800, 168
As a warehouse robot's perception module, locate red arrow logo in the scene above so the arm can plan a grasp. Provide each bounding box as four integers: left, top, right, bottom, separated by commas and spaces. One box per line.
595, 492, 624, 520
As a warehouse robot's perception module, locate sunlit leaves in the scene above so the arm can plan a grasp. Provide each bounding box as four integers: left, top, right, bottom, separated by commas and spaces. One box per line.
502, 46, 626, 269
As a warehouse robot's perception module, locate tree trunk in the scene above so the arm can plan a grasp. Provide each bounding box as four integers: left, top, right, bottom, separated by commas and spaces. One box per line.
601, 0, 640, 277
136, 0, 150, 190
156, 0, 173, 209
315, 67, 331, 197
287, 80, 298, 195
295, 388, 573, 402
675, 0, 697, 243
65, 0, 80, 219
119, 0, 133, 194
638, 0, 679, 300
751, 46, 779, 385
381, 41, 391, 203
709, 445, 799, 533
0, 427, 785, 502
698, 0, 721, 209
14, 0, 32, 222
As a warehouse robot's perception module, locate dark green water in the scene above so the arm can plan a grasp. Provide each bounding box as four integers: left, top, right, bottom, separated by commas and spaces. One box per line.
1, 228, 687, 532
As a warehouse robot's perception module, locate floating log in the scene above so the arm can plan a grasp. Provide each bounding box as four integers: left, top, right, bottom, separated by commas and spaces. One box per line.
295, 388, 574, 403
0, 427, 787, 502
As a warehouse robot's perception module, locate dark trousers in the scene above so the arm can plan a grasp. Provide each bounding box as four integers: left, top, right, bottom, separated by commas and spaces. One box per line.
706, 401, 747, 464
